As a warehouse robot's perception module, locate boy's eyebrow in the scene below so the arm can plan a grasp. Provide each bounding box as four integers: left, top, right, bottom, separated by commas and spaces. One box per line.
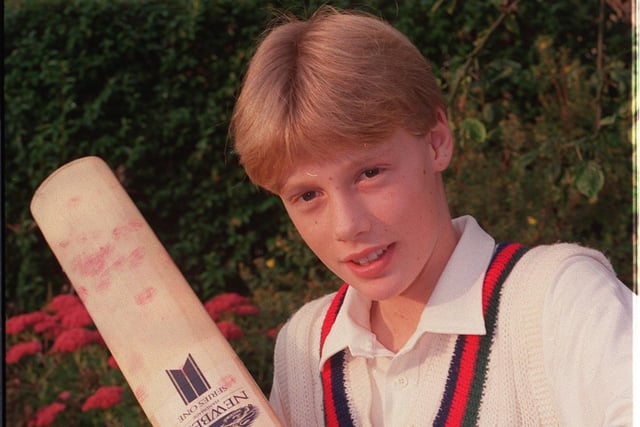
279, 144, 396, 196
278, 178, 313, 198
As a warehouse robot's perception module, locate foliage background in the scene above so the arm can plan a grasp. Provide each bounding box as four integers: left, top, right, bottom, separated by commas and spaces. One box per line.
4, 0, 634, 424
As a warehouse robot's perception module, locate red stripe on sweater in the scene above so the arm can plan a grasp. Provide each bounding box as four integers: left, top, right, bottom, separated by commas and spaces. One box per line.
447, 335, 481, 424
322, 364, 340, 427
443, 243, 521, 425
482, 243, 520, 313
321, 284, 349, 347
321, 284, 350, 427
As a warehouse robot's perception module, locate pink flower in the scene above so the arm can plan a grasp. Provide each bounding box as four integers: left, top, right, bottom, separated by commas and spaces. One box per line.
204, 293, 259, 319
58, 304, 93, 328
216, 321, 243, 340
28, 402, 65, 427
5, 311, 49, 335
265, 327, 279, 340
46, 294, 82, 313
107, 355, 120, 370
81, 385, 123, 411
57, 391, 72, 401
204, 305, 221, 321
205, 293, 249, 313
33, 316, 62, 338
51, 328, 103, 353
6, 340, 43, 364
230, 304, 260, 317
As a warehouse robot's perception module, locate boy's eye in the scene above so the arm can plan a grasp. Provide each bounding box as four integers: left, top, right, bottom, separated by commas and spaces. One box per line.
301, 191, 317, 202
362, 168, 380, 179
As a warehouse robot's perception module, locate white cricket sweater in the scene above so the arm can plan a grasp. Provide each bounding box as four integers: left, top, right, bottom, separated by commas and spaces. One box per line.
270, 243, 629, 426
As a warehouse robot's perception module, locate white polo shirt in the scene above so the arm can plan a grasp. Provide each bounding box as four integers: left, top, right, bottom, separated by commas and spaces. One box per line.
318, 216, 633, 426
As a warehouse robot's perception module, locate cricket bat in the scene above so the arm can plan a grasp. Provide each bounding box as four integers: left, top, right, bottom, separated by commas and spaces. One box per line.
30, 156, 282, 427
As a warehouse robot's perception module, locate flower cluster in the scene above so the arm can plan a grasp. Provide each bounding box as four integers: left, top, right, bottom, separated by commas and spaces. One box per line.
6, 294, 102, 364
81, 385, 124, 411
204, 292, 260, 320
6, 340, 42, 364
6, 289, 274, 425
204, 292, 260, 340
51, 327, 104, 353
28, 402, 66, 427
5, 292, 128, 426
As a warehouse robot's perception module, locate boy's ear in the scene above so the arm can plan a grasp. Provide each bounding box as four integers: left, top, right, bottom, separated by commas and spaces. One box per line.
428, 109, 454, 172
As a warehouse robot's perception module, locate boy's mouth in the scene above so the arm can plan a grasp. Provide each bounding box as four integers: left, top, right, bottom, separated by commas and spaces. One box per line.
352, 247, 388, 266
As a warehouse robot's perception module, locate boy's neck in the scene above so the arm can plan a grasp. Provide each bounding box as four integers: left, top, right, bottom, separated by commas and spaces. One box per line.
369, 217, 459, 353
370, 296, 429, 353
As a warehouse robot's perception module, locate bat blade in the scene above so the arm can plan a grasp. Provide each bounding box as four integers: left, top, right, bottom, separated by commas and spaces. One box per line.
30, 156, 281, 427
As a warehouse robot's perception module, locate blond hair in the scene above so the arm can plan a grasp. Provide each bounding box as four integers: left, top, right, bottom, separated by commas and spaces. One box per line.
230, 7, 445, 192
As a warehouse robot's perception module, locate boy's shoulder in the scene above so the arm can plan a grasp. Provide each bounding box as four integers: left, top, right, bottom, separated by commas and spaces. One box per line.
282, 292, 337, 333
273, 292, 337, 364
506, 242, 628, 305
518, 242, 614, 275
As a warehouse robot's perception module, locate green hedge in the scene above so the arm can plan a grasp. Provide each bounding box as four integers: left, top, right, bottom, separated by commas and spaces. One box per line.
5, 0, 633, 316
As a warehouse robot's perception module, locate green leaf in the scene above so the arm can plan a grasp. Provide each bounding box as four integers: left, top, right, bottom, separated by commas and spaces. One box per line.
516, 149, 539, 169
482, 103, 496, 123
575, 161, 605, 200
446, 0, 458, 15
504, 14, 520, 35
487, 58, 522, 83
460, 118, 487, 144
599, 115, 616, 127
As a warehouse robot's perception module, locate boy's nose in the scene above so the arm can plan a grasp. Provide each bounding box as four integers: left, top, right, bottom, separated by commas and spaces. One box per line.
332, 197, 371, 241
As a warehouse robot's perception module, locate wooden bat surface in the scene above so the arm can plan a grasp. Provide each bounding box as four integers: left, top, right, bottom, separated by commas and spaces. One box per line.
30, 156, 281, 427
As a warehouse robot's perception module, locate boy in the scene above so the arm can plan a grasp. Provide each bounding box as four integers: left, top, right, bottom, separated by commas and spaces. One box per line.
230, 7, 633, 426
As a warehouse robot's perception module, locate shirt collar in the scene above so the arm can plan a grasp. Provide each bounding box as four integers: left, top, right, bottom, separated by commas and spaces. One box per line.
319, 215, 495, 369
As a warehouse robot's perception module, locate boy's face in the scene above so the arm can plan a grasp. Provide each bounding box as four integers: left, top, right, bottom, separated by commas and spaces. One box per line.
278, 125, 456, 302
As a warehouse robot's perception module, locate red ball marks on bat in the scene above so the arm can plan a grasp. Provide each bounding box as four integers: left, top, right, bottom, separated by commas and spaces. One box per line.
134, 385, 148, 403
135, 287, 156, 306
111, 256, 126, 269
112, 221, 144, 239
95, 274, 112, 292
221, 375, 237, 389
67, 196, 81, 207
72, 244, 114, 277
77, 286, 89, 301
159, 251, 178, 271
128, 247, 146, 268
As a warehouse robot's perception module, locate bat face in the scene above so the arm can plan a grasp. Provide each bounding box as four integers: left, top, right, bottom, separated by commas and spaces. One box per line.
31, 156, 281, 427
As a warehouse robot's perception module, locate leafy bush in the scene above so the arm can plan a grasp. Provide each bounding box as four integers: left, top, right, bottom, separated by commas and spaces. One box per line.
5, 290, 277, 426
5, 0, 286, 313
5, 293, 146, 426
5, 0, 632, 311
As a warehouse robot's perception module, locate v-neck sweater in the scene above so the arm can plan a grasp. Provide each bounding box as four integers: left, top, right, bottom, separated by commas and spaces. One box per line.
269, 216, 632, 426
